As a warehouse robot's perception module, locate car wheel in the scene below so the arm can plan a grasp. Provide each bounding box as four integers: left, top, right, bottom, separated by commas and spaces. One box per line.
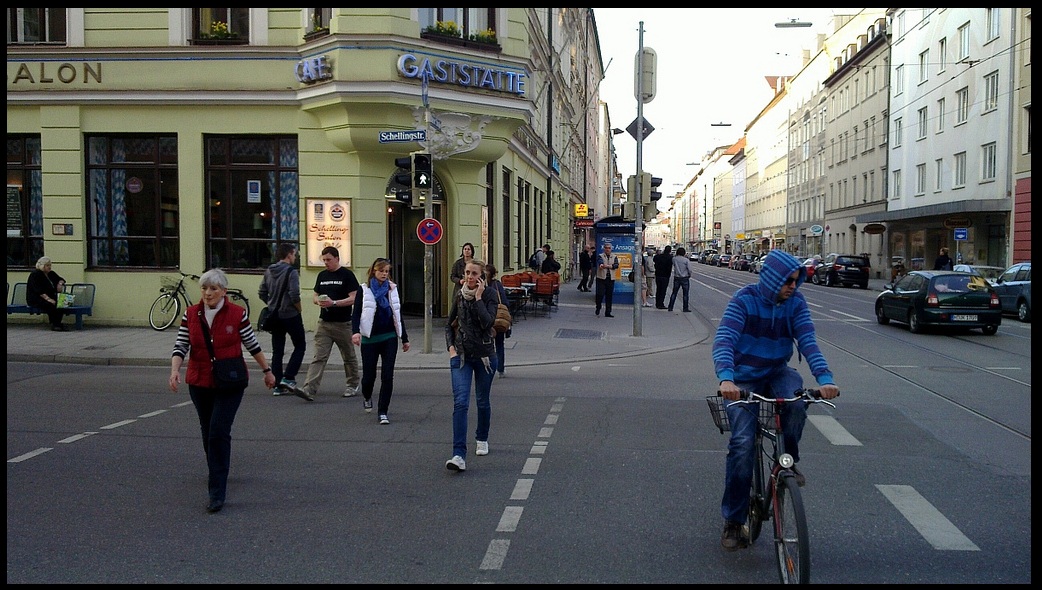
875, 303, 890, 325
981, 324, 999, 335
825, 273, 833, 287
908, 311, 923, 333
1017, 300, 1031, 323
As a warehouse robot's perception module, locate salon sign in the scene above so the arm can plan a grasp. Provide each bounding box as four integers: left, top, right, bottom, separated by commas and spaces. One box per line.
305, 198, 352, 268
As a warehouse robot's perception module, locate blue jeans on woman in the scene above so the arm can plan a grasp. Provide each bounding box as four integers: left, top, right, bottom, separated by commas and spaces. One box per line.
188, 384, 245, 504
449, 354, 498, 459
721, 366, 807, 524
494, 331, 506, 376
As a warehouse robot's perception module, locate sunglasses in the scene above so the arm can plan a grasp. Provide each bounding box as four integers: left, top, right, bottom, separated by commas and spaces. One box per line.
783, 276, 798, 286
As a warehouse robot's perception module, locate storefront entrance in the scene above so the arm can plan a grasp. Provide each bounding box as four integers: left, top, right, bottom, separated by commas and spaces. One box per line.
387, 201, 445, 317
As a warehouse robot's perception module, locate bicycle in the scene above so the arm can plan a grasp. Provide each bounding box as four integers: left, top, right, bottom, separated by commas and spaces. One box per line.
148, 270, 251, 331
707, 388, 838, 584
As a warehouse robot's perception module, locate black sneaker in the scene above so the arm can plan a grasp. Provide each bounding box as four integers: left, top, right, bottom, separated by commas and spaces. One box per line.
363, 399, 373, 413
721, 521, 748, 551
790, 465, 806, 487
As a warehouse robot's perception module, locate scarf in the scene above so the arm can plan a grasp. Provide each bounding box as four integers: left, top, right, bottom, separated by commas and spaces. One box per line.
370, 277, 391, 310
460, 282, 477, 301
455, 282, 491, 373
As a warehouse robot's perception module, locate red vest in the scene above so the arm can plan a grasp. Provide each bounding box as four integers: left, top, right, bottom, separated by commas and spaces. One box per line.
185, 299, 247, 388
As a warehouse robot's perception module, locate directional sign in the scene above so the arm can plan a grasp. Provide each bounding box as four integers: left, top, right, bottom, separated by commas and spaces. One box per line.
954, 227, 968, 240
416, 218, 443, 245
379, 130, 427, 143
626, 116, 654, 141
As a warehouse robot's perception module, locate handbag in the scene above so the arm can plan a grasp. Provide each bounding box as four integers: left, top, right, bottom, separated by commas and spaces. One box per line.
199, 311, 249, 389
492, 286, 512, 334
257, 306, 273, 332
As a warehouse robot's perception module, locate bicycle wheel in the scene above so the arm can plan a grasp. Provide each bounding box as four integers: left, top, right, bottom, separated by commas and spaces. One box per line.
228, 291, 251, 319
148, 293, 181, 331
746, 455, 767, 543
773, 474, 810, 584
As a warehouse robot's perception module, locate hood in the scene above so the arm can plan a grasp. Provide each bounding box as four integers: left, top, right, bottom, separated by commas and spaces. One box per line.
758, 250, 804, 301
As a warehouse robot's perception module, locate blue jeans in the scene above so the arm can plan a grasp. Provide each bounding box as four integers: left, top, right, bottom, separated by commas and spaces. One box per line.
494, 330, 506, 375
449, 354, 498, 459
721, 366, 807, 524
360, 336, 399, 415
667, 276, 690, 311
269, 313, 306, 382
188, 384, 245, 504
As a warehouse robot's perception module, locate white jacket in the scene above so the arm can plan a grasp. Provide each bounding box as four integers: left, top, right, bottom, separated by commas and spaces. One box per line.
358, 281, 403, 338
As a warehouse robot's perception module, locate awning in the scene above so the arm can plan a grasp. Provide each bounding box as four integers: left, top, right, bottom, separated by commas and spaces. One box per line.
854, 199, 1011, 223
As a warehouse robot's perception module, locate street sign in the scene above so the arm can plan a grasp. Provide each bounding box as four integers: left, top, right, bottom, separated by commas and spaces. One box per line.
416, 218, 443, 245
954, 227, 968, 240
626, 117, 654, 141
379, 130, 427, 143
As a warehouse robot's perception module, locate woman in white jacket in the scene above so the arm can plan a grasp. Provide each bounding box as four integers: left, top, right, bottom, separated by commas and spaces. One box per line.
351, 258, 410, 424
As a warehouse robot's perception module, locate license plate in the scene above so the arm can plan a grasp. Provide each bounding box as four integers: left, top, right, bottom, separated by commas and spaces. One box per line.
952, 314, 978, 321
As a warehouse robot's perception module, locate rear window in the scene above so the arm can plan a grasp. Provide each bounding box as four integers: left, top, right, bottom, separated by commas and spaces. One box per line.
837, 257, 869, 266
931, 275, 977, 293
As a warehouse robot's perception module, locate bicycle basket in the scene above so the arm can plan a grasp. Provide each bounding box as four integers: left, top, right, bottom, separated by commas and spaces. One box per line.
705, 396, 777, 433
160, 276, 180, 290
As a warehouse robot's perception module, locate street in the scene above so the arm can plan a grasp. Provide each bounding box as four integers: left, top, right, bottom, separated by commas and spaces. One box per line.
6, 265, 1032, 583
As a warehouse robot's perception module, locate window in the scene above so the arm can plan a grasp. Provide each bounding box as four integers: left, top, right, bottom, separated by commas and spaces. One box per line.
891, 169, 902, 199
919, 50, 929, 83
981, 142, 997, 182
192, 8, 250, 44
935, 158, 943, 191
6, 8, 66, 44
956, 87, 969, 124
953, 151, 967, 187
936, 98, 945, 132
893, 117, 903, 147
894, 64, 905, 95
938, 37, 947, 73
501, 166, 512, 266
307, 8, 331, 34
915, 163, 926, 195
419, 8, 496, 41
917, 107, 928, 140
986, 8, 1000, 41
984, 71, 1000, 112
958, 23, 970, 61
6, 135, 44, 267
86, 135, 180, 268
205, 136, 299, 270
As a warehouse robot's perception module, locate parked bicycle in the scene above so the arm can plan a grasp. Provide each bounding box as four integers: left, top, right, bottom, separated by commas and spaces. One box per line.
148, 270, 251, 331
707, 388, 838, 584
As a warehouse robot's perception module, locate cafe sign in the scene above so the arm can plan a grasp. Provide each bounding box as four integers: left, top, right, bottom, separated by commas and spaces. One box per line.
943, 216, 972, 229
305, 198, 352, 267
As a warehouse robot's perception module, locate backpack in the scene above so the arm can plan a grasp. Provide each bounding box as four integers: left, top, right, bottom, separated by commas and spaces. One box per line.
528, 252, 540, 270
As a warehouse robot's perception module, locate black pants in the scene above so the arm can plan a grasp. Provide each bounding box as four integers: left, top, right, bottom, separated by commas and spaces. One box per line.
655, 276, 670, 308
595, 278, 614, 314
37, 300, 64, 327
578, 268, 592, 291
360, 336, 400, 415
188, 384, 245, 504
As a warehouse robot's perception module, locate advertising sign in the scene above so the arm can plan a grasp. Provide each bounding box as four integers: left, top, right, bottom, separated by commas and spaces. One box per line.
305, 198, 352, 267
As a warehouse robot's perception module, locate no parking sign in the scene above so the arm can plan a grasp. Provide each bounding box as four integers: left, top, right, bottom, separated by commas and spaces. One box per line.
416, 218, 443, 245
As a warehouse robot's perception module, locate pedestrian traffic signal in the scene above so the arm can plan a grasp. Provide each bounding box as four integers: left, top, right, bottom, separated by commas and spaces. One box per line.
649, 175, 663, 202
639, 171, 652, 204
412, 152, 432, 191
393, 155, 413, 206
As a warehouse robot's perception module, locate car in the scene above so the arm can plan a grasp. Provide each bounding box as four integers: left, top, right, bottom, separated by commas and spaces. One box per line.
699, 249, 717, 264
731, 253, 756, 271
716, 253, 732, 267
874, 270, 1002, 335
803, 256, 823, 284
750, 254, 765, 274
952, 264, 1005, 286
991, 261, 1031, 322
817, 254, 870, 289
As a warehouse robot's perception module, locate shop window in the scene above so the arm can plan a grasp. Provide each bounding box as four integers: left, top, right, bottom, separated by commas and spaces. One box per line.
205, 136, 298, 271
6, 8, 66, 45
191, 7, 249, 45
86, 135, 180, 268
6, 135, 44, 267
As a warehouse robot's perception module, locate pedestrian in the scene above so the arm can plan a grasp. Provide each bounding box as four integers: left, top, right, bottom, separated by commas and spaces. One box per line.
667, 247, 692, 312
352, 257, 410, 424
529, 244, 549, 274
541, 250, 561, 274
168, 268, 276, 513
933, 247, 954, 270
294, 246, 361, 402
595, 243, 619, 318
577, 244, 594, 292
444, 258, 498, 472
713, 249, 840, 550
653, 245, 673, 309
26, 256, 68, 331
450, 242, 475, 292
641, 247, 656, 307
486, 263, 510, 379
258, 243, 306, 398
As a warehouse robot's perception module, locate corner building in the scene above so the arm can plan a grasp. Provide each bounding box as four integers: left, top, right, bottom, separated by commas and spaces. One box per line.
7, 8, 605, 323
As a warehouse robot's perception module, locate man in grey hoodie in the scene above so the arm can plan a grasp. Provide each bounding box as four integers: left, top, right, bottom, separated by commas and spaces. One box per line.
258, 243, 307, 398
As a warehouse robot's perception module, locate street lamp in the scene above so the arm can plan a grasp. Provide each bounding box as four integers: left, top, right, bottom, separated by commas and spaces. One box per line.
775, 18, 812, 28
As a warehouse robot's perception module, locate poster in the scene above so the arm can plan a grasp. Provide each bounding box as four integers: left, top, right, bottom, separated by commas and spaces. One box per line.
305, 198, 351, 267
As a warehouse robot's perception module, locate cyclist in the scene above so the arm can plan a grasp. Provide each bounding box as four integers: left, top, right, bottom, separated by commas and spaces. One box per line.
712, 249, 840, 552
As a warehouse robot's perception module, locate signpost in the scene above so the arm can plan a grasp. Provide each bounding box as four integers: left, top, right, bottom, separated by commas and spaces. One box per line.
378, 130, 427, 143
954, 227, 967, 264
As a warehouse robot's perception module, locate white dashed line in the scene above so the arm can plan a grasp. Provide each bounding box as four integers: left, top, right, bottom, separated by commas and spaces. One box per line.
496, 506, 523, 532
521, 458, 542, 475
511, 479, 534, 500
8, 448, 53, 463
544, 414, 559, 425
58, 432, 98, 444
138, 410, 168, 418
807, 415, 862, 446
876, 484, 980, 550
537, 427, 554, 437
479, 539, 510, 570
100, 419, 137, 430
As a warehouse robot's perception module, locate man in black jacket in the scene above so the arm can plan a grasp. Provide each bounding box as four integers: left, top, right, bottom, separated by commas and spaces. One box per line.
653, 245, 673, 309
577, 245, 594, 292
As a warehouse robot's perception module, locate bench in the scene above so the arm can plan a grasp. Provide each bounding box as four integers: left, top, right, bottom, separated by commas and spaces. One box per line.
8, 282, 96, 330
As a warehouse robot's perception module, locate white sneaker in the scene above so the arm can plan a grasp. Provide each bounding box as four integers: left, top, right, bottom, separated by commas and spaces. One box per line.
343, 385, 359, 398
475, 441, 489, 456
445, 455, 466, 471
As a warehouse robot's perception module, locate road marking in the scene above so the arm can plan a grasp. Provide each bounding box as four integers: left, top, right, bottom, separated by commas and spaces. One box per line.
8, 448, 52, 463
138, 410, 167, 418
807, 415, 862, 446
876, 484, 980, 550
511, 479, 534, 500
883, 365, 918, 368
537, 427, 553, 438
545, 414, 559, 425
479, 539, 510, 570
496, 506, 523, 532
58, 432, 98, 443
831, 309, 868, 321
100, 419, 137, 430
522, 458, 542, 475
985, 367, 1021, 370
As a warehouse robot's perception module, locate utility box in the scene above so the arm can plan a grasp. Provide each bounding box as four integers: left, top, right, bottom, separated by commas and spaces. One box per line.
594, 215, 636, 305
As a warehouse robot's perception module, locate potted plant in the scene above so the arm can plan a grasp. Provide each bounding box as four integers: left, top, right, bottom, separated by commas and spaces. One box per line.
194, 20, 242, 44
468, 28, 497, 45
304, 12, 329, 40
424, 20, 462, 38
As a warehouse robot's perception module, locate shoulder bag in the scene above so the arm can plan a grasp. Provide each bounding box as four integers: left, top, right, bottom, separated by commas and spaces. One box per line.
492, 285, 512, 334
258, 268, 289, 332
199, 311, 249, 389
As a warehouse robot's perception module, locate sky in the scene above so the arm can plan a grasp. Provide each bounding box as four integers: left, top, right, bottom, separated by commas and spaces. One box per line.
591, 8, 863, 210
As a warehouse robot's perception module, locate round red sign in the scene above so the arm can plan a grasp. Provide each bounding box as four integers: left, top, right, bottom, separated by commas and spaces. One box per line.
416, 218, 443, 245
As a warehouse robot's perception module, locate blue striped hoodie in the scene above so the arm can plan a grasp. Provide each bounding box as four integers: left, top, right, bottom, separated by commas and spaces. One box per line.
712, 250, 835, 387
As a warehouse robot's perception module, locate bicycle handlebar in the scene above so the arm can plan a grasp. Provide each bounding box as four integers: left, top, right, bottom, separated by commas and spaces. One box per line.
717, 389, 838, 408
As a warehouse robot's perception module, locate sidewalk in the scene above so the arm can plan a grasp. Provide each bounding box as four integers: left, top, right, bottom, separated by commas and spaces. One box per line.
6, 280, 712, 369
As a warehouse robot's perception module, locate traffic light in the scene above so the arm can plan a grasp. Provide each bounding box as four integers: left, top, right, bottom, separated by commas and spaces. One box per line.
643, 203, 657, 222
626, 174, 638, 199
649, 175, 663, 202
639, 171, 652, 204
412, 152, 432, 192
392, 155, 413, 206
621, 201, 637, 221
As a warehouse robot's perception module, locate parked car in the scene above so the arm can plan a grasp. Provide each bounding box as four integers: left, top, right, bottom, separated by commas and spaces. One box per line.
991, 261, 1031, 322
817, 253, 870, 289
716, 253, 732, 268
952, 264, 1005, 286
750, 254, 765, 274
731, 253, 756, 271
875, 270, 1002, 335
699, 249, 717, 264
803, 256, 823, 284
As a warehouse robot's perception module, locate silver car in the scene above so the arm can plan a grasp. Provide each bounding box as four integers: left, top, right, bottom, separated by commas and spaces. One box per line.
991, 262, 1031, 322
